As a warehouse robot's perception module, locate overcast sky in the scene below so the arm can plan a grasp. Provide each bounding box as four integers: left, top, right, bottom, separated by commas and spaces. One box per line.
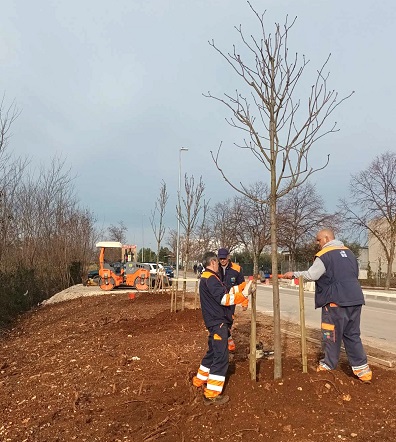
1, 0, 395, 249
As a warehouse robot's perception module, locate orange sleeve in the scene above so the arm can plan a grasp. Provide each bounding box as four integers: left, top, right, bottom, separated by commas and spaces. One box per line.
220, 292, 247, 306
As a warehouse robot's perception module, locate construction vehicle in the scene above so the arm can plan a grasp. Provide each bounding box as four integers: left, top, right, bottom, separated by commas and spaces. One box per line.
96, 241, 150, 291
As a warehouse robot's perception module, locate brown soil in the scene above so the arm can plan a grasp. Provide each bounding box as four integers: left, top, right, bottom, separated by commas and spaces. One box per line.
1, 289, 395, 442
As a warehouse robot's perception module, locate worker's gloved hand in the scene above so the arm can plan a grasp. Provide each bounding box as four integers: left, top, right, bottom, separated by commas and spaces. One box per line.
242, 280, 253, 297
228, 281, 246, 295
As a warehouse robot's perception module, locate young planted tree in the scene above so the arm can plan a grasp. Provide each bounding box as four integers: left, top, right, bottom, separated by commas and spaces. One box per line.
150, 180, 169, 288
177, 174, 208, 296
208, 4, 352, 378
339, 151, 396, 289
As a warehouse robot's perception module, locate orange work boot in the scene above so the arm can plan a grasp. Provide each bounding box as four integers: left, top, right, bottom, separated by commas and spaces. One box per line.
352, 365, 372, 383
203, 394, 229, 406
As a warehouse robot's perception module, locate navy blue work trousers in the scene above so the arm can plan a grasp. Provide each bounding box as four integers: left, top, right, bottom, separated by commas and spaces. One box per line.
201, 322, 229, 377
321, 304, 368, 369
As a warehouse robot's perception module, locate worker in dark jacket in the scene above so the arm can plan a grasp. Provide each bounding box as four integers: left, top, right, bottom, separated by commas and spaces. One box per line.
192, 251, 251, 405
284, 228, 372, 382
217, 247, 246, 351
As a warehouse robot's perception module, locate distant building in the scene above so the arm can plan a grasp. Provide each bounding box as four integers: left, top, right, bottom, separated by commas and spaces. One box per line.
367, 219, 396, 274
357, 246, 368, 270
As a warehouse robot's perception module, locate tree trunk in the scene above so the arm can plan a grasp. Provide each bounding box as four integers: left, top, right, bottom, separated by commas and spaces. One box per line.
249, 253, 259, 380
271, 204, 282, 379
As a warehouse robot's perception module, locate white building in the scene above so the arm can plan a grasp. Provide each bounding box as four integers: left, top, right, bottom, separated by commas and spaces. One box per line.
367, 219, 396, 275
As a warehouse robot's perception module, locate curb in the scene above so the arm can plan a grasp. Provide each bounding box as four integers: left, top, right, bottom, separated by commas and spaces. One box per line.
364, 293, 396, 302
260, 282, 396, 301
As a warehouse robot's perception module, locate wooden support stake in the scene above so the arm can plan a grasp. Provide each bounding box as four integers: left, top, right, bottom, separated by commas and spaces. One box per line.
170, 284, 174, 312
174, 282, 177, 312
299, 276, 308, 373
249, 279, 257, 381
194, 280, 198, 309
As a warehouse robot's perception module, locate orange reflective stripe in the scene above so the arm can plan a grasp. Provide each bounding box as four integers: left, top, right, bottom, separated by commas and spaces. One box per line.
329, 303, 338, 307
230, 262, 241, 272
321, 323, 335, 331
201, 270, 222, 283
193, 377, 205, 387
204, 388, 219, 398
213, 334, 222, 340
225, 294, 231, 306
316, 246, 349, 258
198, 368, 209, 377
207, 379, 224, 388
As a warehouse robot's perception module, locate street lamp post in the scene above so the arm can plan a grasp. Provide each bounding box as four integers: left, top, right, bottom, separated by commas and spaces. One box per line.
176, 147, 188, 281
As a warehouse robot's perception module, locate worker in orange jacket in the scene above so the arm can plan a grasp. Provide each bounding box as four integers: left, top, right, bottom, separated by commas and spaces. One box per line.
217, 247, 246, 351
192, 251, 251, 405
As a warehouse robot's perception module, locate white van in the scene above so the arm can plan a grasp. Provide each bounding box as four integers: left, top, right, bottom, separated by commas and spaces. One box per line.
136, 263, 167, 287
137, 262, 164, 276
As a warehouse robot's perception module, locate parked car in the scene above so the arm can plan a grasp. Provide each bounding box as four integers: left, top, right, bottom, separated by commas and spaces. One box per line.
88, 269, 99, 279
84, 269, 100, 286
136, 263, 169, 288
164, 266, 174, 279
137, 262, 164, 276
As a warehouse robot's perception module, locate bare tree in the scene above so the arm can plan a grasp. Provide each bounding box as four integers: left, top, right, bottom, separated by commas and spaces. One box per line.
207, 4, 352, 378
0, 97, 98, 305
0, 158, 28, 268
234, 182, 271, 274
0, 95, 20, 158
189, 203, 211, 263
277, 182, 339, 270
107, 221, 127, 243
339, 151, 396, 289
177, 174, 208, 293
0, 96, 23, 268
8, 157, 98, 294
105, 221, 128, 263
150, 180, 169, 288
167, 228, 177, 265
150, 180, 169, 264
208, 199, 240, 252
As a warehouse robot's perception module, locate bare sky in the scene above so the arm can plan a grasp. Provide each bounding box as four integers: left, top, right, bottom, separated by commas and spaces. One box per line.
1, 0, 395, 249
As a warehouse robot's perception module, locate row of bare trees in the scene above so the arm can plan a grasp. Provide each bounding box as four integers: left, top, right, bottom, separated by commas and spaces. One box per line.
158, 173, 335, 279
0, 99, 98, 316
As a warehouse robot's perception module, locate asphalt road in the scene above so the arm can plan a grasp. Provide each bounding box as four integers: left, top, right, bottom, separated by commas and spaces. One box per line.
255, 284, 396, 355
